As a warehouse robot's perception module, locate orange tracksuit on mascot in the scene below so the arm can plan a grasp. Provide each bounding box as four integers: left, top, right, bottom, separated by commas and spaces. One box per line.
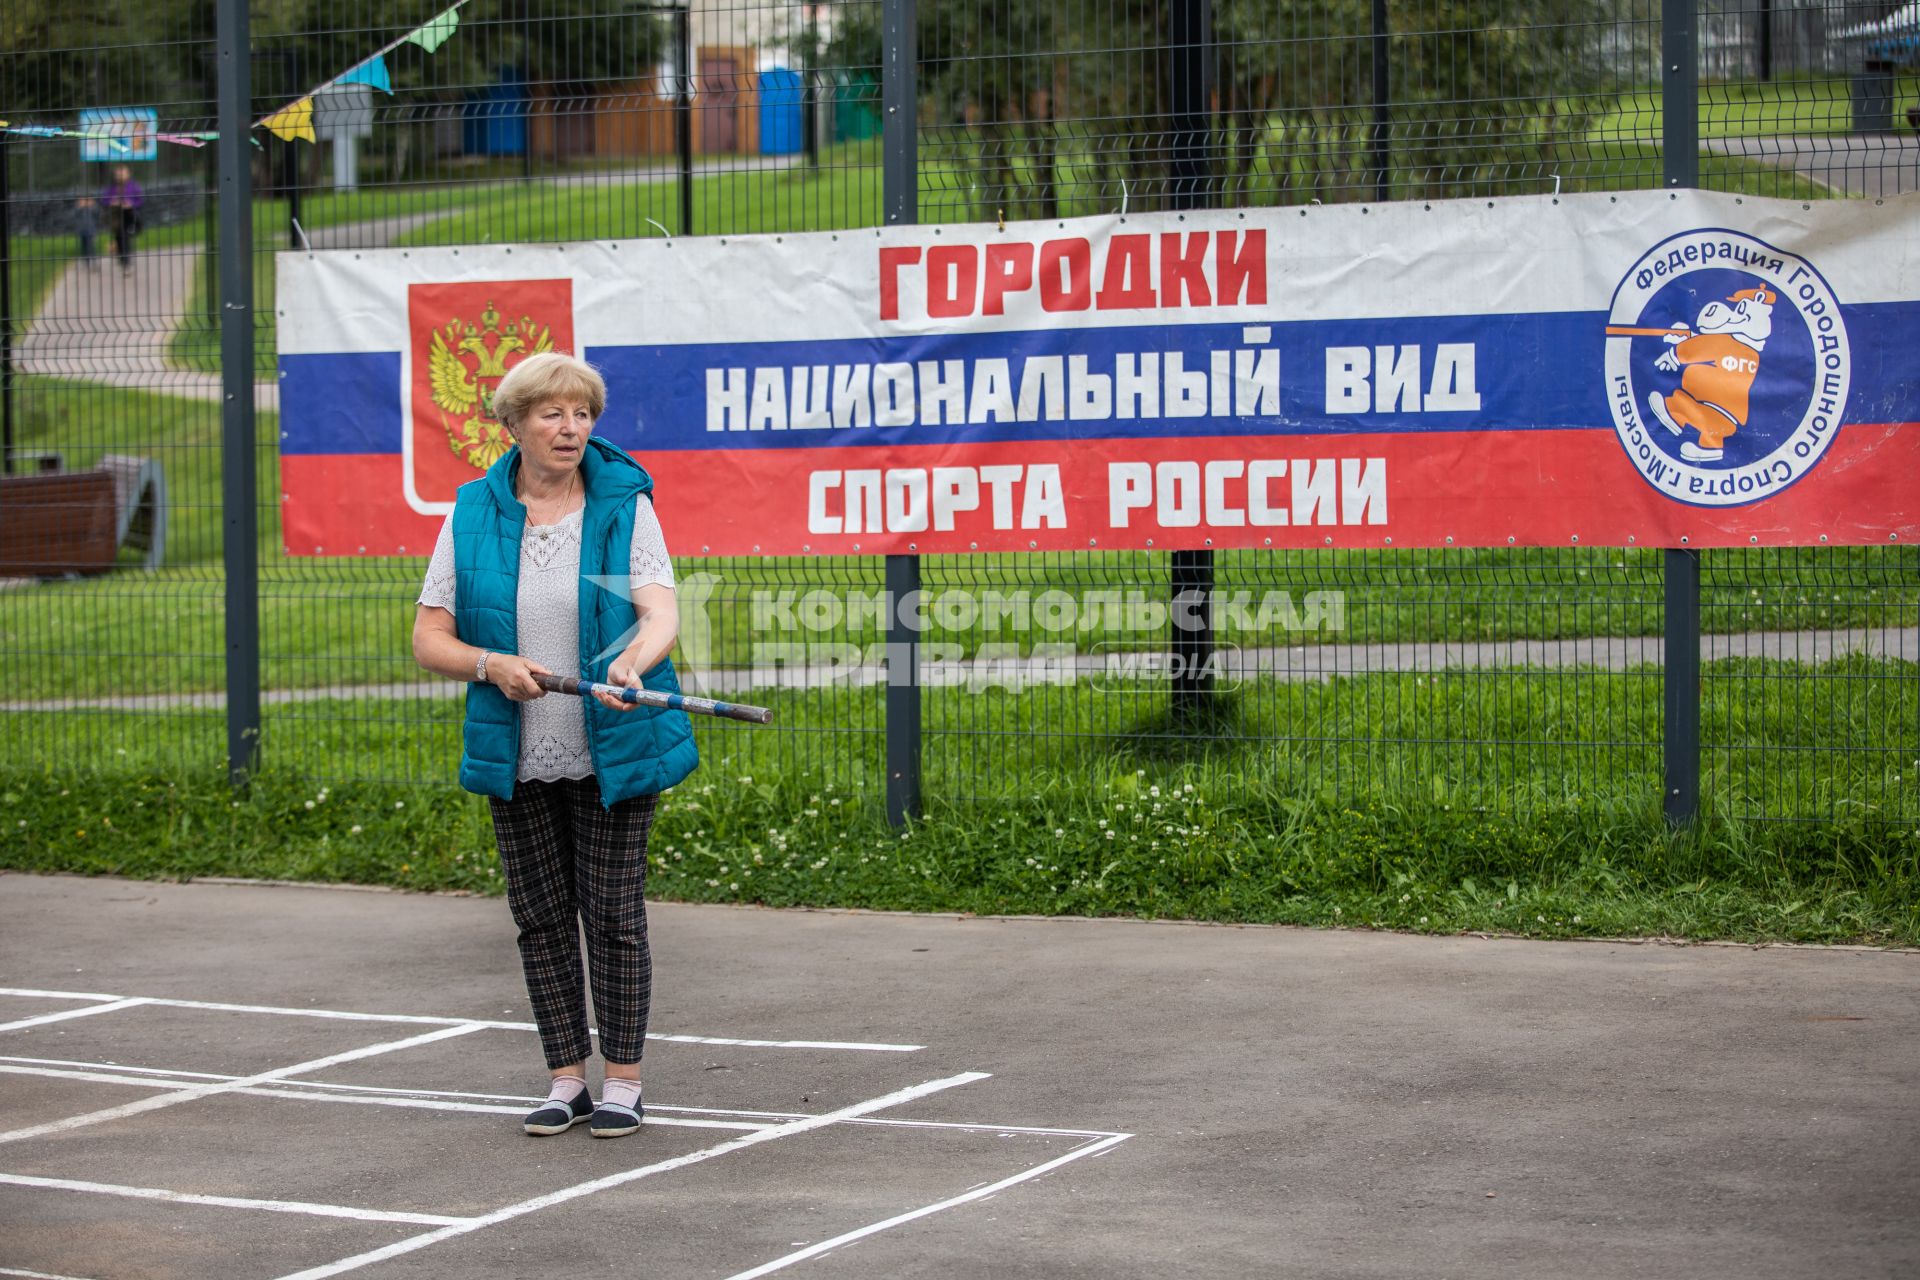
1646, 286, 1775, 463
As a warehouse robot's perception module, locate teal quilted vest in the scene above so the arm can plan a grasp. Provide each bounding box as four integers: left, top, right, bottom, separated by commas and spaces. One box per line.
452, 436, 699, 807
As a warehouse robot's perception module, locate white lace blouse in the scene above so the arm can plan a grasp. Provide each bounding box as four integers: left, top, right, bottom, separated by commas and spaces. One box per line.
416, 497, 676, 783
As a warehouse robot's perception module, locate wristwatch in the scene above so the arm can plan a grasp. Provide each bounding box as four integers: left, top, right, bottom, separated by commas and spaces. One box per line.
475, 650, 492, 683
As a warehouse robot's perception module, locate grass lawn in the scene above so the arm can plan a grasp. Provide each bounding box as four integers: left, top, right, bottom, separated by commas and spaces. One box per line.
1592, 72, 1920, 143
2, 663, 1914, 944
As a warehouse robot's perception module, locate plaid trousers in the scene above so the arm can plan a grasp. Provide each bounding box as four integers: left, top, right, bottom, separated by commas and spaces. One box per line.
487, 777, 660, 1069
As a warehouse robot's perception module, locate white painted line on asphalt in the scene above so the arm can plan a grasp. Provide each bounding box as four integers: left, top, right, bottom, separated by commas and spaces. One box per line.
272, 1071, 995, 1280
0, 1063, 220, 1091
0, 988, 127, 1004
0, 1056, 793, 1112
238, 1086, 777, 1131
720, 1132, 1135, 1280
0, 1023, 487, 1147
0, 1266, 106, 1280
0, 1064, 777, 1131
0, 1172, 473, 1228
0, 999, 151, 1034
844, 1116, 1128, 1140
0, 1055, 230, 1082
648, 1033, 925, 1052
0, 1055, 1126, 1139
0, 988, 923, 1053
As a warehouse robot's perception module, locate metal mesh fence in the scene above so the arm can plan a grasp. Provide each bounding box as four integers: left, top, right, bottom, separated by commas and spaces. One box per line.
1, 0, 1915, 830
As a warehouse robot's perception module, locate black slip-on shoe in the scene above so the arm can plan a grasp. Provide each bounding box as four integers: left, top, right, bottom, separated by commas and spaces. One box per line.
524, 1088, 594, 1135
589, 1096, 643, 1138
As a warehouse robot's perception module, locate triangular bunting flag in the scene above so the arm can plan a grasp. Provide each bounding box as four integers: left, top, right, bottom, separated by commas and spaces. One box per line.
336, 54, 393, 95
260, 98, 316, 143
403, 6, 461, 53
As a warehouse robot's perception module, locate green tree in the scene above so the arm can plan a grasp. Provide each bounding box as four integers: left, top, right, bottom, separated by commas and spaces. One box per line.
825, 0, 1617, 219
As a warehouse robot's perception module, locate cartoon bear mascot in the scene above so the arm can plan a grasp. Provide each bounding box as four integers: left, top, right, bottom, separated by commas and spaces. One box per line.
1646, 286, 1775, 462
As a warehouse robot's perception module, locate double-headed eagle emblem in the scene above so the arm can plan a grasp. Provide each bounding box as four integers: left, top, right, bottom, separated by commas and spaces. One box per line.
427, 300, 555, 471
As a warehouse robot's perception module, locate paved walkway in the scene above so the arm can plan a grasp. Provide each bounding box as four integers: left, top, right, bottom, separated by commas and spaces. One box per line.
0, 874, 1913, 1278
16, 213, 445, 411
0, 625, 1909, 713
1705, 133, 1920, 197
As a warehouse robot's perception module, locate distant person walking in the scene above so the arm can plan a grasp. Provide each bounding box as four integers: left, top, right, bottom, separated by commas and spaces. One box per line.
73, 196, 101, 271
101, 165, 143, 275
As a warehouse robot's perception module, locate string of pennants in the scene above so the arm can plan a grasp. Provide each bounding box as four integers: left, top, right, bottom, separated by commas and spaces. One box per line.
0, 0, 466, 151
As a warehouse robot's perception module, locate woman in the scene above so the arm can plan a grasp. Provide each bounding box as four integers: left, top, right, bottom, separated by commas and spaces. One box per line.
101, 165, 143, 275
413, 351, 698, 1139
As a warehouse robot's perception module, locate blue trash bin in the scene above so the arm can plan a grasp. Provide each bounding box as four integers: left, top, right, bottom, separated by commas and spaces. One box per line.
759, 68, 804, 155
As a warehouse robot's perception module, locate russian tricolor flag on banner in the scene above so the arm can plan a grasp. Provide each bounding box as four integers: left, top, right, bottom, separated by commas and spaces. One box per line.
278, 191, 1920, 557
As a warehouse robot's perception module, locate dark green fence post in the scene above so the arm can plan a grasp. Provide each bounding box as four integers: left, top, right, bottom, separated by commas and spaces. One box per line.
1370, 0, 1390, 203
0, 133, 14, 476
217, 0, 261, 787
1168, 0, 1216, 719
675, 4, 694, 235
1662, 0, 1700, 826
882, 0, 921, 826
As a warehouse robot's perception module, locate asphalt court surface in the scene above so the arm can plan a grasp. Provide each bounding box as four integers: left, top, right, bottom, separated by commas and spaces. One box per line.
0, 873, 1916, 1279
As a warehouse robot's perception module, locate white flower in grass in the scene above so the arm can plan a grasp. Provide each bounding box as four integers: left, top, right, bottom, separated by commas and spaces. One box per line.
738, 776, 753, 784
304, 801, 315, 810
1418, 916, 1428, 924
349, 825, 362, 835
1105, 830, 1116, 840
1053, 829, 1064, 838
394, 801, 405, 810
1572, 915, 1583, 924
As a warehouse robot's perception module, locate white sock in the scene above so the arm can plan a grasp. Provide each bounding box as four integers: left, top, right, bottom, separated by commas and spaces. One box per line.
545, 1075, 587, 1104
602, 1078, 643, 1111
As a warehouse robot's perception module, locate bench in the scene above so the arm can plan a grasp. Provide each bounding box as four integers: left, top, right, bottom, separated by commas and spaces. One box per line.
0, 454, 167, 577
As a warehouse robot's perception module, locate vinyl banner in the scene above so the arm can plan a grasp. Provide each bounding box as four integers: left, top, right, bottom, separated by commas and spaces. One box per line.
276, 190, 1920, 556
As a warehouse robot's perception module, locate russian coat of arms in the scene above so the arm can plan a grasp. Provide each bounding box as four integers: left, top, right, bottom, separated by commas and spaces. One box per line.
427, 299, 557, 471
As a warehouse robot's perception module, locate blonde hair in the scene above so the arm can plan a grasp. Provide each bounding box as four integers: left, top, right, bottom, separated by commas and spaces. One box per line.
491, 352, 607, 431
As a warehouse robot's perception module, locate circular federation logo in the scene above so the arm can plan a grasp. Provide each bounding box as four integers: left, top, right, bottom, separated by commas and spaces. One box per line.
1604, 228, 1850, 508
